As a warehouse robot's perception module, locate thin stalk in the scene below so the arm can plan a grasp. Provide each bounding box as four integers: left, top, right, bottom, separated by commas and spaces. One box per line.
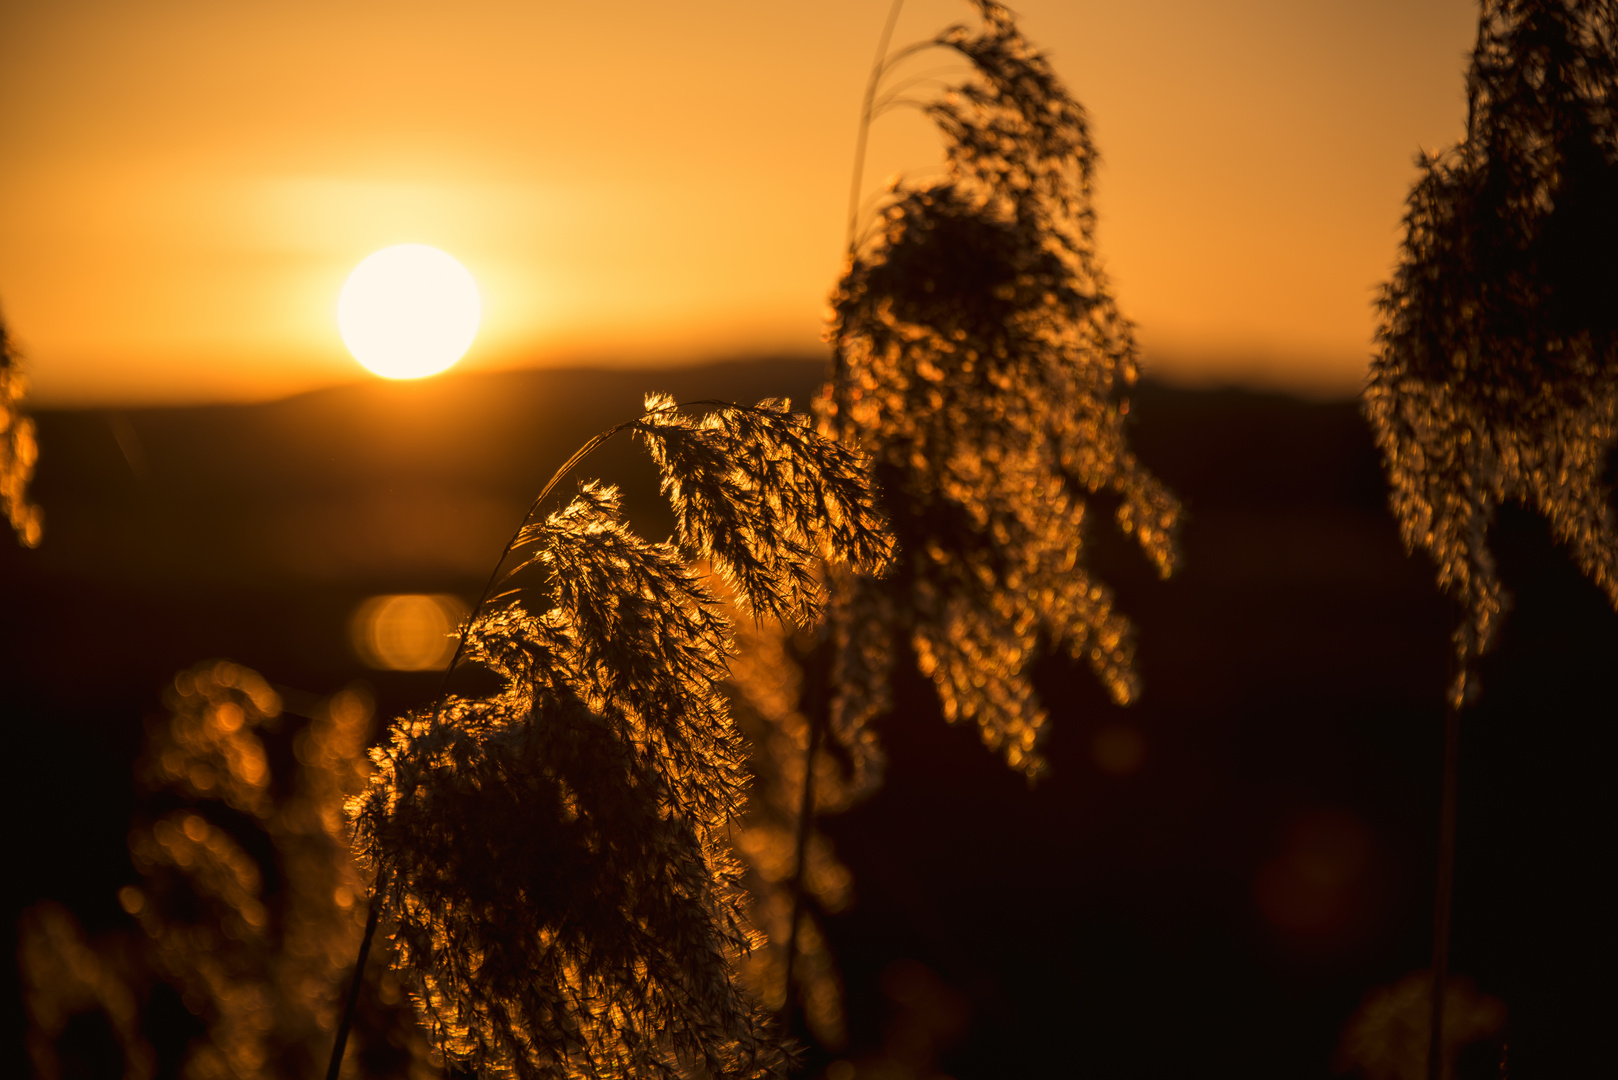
844, 0, 909, 252
781, 638, 829, 1033
439, 397, 737, 692
868, 63, 972, 116
783, 0, 906, 1029
436, 421, 635, 691
834, 0, 907, 429
325, 872, 385, 1080
1427, 687, 1462, 1080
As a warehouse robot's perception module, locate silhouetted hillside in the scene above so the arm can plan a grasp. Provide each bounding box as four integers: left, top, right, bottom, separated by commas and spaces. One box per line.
4, 358, 1612, 1078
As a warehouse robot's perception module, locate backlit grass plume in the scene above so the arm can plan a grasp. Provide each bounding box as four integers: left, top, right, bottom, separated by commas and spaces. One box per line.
734, 0, 1182, 1044
825, 0, 1181, 778
347, 396, 887, 1079
1365, 0, 1618, 707
1, 307, 43, 547
1364, 5, 1617, 1075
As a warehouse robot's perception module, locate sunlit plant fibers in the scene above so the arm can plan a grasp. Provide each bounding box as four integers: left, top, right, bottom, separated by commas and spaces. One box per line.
831, 0, 1181, 776
1365, 0, 1618, 706
346, 395, 888, 1079
732, 0, 1182, 1044
1, 308, 43, 547
1364, 3, 1618, 1075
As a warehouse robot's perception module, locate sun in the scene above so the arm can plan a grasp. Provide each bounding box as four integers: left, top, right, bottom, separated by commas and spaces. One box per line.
338, 244, 481, 379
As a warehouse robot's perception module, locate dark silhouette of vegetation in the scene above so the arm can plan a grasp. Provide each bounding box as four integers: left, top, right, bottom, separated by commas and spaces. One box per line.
20, 665, 432, 1079
828, 0, 1180, 773
1364, 1, 1618, 1075
1, 308, 43, 547
735, 0, 1181, 1042
343, 397, 887, 1078
37, 1, 1610, 1076
1367, 0, 1618, 704
20, 397, 887, 1080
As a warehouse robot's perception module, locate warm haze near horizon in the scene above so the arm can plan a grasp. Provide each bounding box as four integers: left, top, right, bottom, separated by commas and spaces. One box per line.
3, 0, 1478, 406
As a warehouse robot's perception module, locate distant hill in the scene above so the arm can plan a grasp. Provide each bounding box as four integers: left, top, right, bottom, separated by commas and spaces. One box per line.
3, 357, 1612, 1078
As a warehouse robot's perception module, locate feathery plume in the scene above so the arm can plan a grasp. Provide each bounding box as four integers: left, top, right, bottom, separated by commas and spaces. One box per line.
824, 0, 1180, 777
734, 0, 1183, 1043
1364, 0, 1618, 707
130, 664, 418, 1078
18, 902, 156, 1080
348, 397, 887, 1079
1363, 6, 1617, 1075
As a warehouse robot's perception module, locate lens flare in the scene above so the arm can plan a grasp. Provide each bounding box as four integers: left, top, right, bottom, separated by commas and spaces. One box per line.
350, 593, 469, 671
338, 244, 480, 379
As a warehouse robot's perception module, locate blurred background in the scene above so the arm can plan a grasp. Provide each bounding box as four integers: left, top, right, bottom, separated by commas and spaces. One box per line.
4, 0, 1616, 1077
5, 359, 1615, 1077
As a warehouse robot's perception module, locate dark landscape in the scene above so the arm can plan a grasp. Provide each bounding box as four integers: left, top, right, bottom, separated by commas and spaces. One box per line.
5, 357, 1613, 1078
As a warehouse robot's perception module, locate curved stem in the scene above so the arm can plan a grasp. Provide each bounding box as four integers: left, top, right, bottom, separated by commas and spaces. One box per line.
787, 0, 912, 1030
433, 420, 637, 696
834, 0, 908, 444
869, 63, 970, 117
436, 397, 739, 695
781, 636, 830, 1033
326, 872, 385, 1080
788, 7, 909, 1027
844, 0, 909, 253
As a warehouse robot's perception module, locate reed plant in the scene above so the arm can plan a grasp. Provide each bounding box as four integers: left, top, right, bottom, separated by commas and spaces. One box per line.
21, 396, 886, 1080
1364, 1, 1618, 1075
1367, 0, 1618, 710
21, 2, 1184, 1071
733, 0, 1181, 1043
340, 396, 887, 1078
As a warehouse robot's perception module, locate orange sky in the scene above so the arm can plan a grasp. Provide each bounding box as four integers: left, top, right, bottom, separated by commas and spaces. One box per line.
1, 0, 1479, 406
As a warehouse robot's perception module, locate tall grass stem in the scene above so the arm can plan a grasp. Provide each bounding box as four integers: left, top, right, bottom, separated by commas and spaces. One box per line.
1427, 690, 1461, 1080
782, 0, 905, 1029
435, 420, 637, 694
780, 641, 829, 1031
326, 872, 385, 1080
844, 0, 908, 253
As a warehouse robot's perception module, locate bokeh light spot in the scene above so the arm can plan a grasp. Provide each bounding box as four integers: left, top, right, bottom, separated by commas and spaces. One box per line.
350, 594, 469, 671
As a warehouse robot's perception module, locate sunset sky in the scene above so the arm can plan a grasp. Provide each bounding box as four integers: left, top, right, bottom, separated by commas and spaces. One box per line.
2, 0, 1478, 406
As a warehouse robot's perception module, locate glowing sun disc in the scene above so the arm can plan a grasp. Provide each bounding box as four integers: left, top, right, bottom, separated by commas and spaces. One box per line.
339, 244, 481, 378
